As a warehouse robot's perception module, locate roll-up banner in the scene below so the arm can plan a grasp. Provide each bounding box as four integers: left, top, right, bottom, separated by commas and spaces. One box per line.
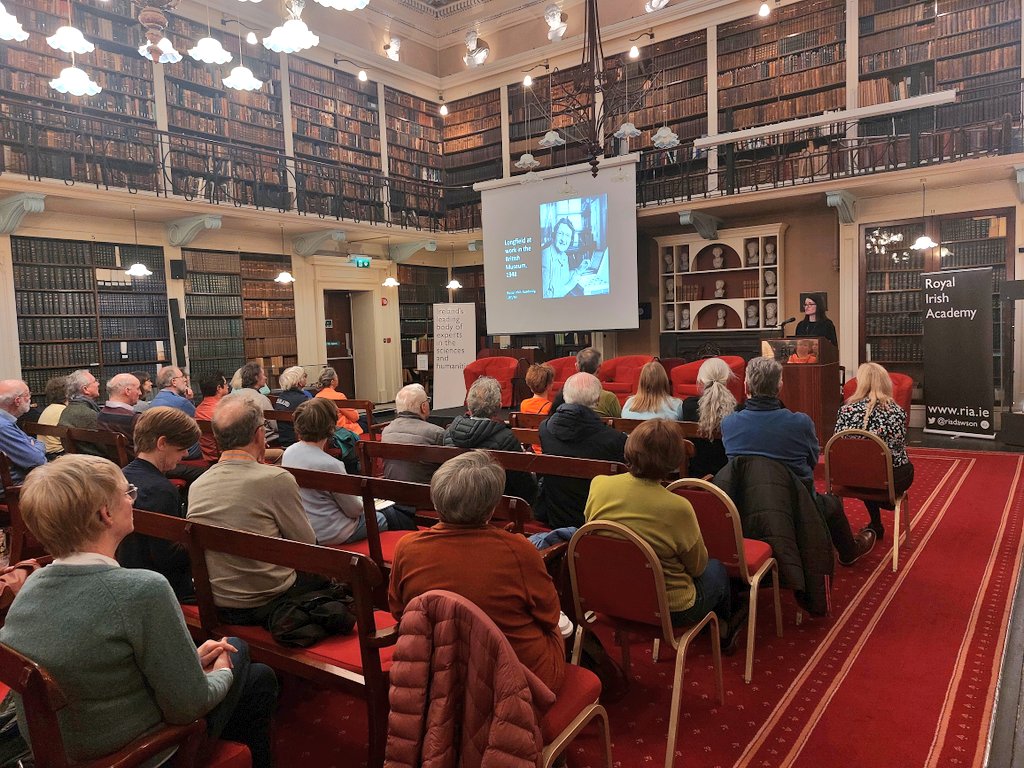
922, 267, 994, 438
432, 303, 477, 411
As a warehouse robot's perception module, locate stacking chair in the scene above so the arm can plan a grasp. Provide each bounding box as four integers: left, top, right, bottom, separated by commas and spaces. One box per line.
667, 478, 783, 683
824, 429, 911, 572
0, 641, 251, 768
567, 520, 723, 768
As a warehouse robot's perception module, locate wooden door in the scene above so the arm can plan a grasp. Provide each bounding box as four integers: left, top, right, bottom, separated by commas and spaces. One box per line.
324, 291, 356, 396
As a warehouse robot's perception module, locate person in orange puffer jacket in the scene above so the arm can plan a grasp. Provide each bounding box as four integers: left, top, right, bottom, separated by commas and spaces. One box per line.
313, 367, 363, 436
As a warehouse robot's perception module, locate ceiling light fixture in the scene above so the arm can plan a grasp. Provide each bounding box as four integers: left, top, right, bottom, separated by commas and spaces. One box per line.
50, 64, 101, 95
137, 0, 181, 63
263, 0, 318, 53
383, 35, 400, 61
223, 17, 263, 91
334, 56, 368, 82
125, 208, 153, 277
382, 275, 399, 287
189, 3, 231, 64
313, 0, 368, 10
47, 26, 93, 54
463, 30, 489, 68
0, 2, 29, 41
912, 180, 937, 250
544, 4, 567, 41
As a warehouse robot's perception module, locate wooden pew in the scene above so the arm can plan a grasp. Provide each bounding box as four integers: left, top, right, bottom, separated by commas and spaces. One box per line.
131, 509, 397, 768
21, 422, 69, 455
62, 427, 130, 467
511, 427, 542, 449
509, 411, 549, 429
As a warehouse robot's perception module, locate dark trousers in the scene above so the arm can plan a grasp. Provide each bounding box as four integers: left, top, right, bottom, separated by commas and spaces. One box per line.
216, 573, 331, 627
205, 638, 278, 768
864, 461, 915, 529
670, 559, 731, 628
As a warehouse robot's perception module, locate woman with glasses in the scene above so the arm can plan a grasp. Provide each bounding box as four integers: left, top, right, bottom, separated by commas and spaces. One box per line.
0, 454, 279, 766
794, 292, 837, 348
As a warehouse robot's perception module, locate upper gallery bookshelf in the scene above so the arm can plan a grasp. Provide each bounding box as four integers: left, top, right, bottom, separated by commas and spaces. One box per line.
12, 235, 171, 395
859, 209, 1013, 404
508, 64, 593, 176
443, 89, 502, 231
384, 87, 444, 224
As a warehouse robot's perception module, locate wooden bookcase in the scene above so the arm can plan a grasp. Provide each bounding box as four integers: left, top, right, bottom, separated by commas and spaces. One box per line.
12, 235, 170, 395
859, 208, 1013, 404
240, 253, 297, 387
182, 249, 245, 385
443, 89, 502, 231
656, 225, 786, 334
397, 265, 447, 387
508, 64, 593, 176
384, 87, 443, 223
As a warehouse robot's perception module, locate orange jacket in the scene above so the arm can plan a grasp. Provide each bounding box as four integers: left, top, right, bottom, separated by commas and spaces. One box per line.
314, 388, 363, 435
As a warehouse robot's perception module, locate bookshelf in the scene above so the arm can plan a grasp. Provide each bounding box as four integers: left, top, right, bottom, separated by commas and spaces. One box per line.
508, 64, 593, 176
443, 89, 502, 231
859, 209, 1013, 404
398, 264, 447, 388
656, 225, 786, 334
182, 249, 245, 385
164, 16, 288, 208
384, 87, 443, 223
12, 235, 171, 395
240, 252, 297, 387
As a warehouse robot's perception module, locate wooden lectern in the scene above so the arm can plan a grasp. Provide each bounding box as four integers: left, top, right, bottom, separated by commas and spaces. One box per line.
761, 337, 841, 446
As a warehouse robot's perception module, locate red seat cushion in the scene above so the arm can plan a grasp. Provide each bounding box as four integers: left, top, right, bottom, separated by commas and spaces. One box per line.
540, 664, 601, 742
181, 603, 201, 625
733, 538, 773, 579
0, 683, 9, 700
219, 611, 398, 675
204, 740, 252, 768
332, 530, 421, 563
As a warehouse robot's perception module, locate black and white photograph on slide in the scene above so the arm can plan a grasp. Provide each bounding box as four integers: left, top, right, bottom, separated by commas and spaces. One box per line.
540, 196, 609, 299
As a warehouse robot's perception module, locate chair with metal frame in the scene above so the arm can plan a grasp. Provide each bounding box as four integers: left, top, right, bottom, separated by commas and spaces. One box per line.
666, 478, 783, 683
567, 520, 723, 768
824, 428, 912, 572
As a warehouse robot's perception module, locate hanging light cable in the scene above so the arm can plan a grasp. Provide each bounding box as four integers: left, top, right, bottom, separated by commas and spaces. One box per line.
912, 180, 937, 250
274, 225, 296, 283
124, 208, 153, 277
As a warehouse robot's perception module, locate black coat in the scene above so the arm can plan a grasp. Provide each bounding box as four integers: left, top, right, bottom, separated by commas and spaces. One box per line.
535, 404, 627, 529
681, 396, 729, 479
713, 456, 834, 616
273, 388, 310, 447
443, 415, 538, 505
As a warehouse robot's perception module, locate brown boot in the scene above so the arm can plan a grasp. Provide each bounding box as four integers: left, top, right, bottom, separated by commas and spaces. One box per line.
839, 529, 876, 566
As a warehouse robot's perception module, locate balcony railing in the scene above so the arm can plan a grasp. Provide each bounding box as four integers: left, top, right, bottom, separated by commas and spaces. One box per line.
1, 81, 1021, 232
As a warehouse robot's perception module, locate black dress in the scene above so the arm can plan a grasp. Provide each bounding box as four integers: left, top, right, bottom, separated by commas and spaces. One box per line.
794, 317, 837, 348
681, 397, 730, 479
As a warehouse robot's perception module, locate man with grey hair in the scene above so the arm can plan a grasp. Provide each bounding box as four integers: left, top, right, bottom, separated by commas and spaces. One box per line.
444, 377, 537, 504
380, 383, 445, 485
58, 369, 101, 430
97, 373, 141, 457
187, 396, 318, 625
0, 380, 46, 496
536, 372, 627, 528
146, 366, 201, 458
721, 355, 875, 565
224, 363, 278, 447
549, 347, 622, 417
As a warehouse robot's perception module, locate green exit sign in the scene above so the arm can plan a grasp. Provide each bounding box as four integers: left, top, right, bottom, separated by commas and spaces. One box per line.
350, 255, 371, 268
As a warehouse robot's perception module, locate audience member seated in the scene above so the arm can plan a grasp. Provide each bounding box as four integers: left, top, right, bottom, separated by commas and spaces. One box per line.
834, 362, 915, 542
117, 407, 200, 600
149, 366, 201, 459
550, 348, 622, 418
621, 362, 684, 421
226, 363, 279, 447
721, 356, 874, 566
57, 369, 101, 431
314, 367, 363, 438
0, 454, 278, 767
444, 377, 537, 504
380, 383, 446, 485
519, 363, 555, 415
132, 370, 154, 405
0, 380, 46, 496
97, 373, 142, 458
194, 370, 229, 462
36, 375, 67, 460
681, 358, 737, 478
535, 372, 627, 529
388, 450, 565, 692
273, 365, 311, 447
282, 398, 410, 544
187, 397, 321, 627
584, 419, 741, 649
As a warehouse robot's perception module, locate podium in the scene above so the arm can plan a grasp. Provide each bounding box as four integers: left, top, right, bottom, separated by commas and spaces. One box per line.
761, 337, 841, 446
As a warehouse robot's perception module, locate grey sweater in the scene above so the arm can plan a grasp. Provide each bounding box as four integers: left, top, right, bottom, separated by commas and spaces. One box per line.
0, 564, 232, 761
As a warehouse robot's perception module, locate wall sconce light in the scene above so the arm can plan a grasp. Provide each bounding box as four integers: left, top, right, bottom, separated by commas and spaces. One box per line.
438, 92, 448, 116
522, 59, 550, 87
334, 56, 367, 82
628, 29, 653, 58
383, 35, 400, 61
463, 30, 489, 68
544, 4, 567, 41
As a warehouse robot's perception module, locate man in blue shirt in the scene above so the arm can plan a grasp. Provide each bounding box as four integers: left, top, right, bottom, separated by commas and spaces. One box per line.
150, 366, 200, 458
721, 356, 874, 566
0, 380, 46, 496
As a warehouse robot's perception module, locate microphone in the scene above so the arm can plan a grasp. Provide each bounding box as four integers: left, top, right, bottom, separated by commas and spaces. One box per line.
777, 316, 796, 330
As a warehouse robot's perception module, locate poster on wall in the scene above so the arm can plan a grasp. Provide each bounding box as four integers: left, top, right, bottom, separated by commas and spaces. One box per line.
432, 303, 477, 411
922, 267, 994, 438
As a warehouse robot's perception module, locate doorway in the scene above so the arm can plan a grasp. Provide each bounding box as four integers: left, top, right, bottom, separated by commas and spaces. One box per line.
324, 290, 356, 396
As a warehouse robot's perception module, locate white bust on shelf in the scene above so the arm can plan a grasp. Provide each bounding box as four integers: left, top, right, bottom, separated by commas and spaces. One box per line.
664, 307, 675, 330
663, 251, 674, 272
765, 301, 778, 326
745, 304, 759, 327
764, 269, 777, 295
678, 253, 689, 272
764, 242, 777, 265
716, 307, 727, 328
714, 279, 726, 299
711, 246, 725, 269
680, 306, 690, 330
746, 240, 759, 266
665, 278, 674, 300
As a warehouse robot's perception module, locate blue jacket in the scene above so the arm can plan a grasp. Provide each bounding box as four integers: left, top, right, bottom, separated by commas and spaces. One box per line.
0, 411, 46, 494
721, 396, 818, 485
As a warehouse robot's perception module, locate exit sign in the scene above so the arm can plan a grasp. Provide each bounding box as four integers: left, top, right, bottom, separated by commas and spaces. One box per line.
350, 255, 371, 268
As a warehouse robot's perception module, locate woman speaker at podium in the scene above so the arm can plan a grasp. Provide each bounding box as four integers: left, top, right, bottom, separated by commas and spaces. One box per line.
794, 293, 837, 348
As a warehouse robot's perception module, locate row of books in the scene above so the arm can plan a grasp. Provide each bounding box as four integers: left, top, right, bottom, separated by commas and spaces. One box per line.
936, 48, 1020, 82
443, 102, 502, 137
189, 338, 245, 360
20, 342, 99, 369
940, 216, 1002, 240
244, 318, 295, 338
934, 22, 1019, 60
864, 251, 926, 272
940, 244, 1007, 269
870, 338, 922, 363
719, 62, 844, 108
866, 315, 923, 335
185, 273, 242, 295
244, 337, 296, 357
718, 4, 844, 52
859, 73, 932, 106
184, 250, 241, 274
185, 295, 243, 317
399, 303, 434, 320
1, 69, 154, 120
100, 340, 168, 364
101, 316, 169, 339
725, 86, 843, 127
16, 291, 96, 316
13, 265, 94, 291
187, 318, 243, 340
443, 126, 502, 155
98, 293, 165, 316
859, 3, 933, 35
718, 43, 844, 88
243, 300, 294, 319
388, 158, 443, 184
241, 259, 292, 280
936, 3, 1020, 37
242, 283, 293, 301
866, 291, 922, 313
445, 160, 501, 185
290, 103, 378, 134
860, 42, 934, 75
397, 284, 449, 303
288, 72, 377, 109
865, 271, 923, 290
18, 316, 95, 342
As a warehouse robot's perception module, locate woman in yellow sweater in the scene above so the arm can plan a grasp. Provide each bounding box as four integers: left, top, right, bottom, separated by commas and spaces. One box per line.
584, 419, 739, 648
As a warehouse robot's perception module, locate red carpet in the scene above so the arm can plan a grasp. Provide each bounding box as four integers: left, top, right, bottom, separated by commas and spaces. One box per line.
270, 448, 1023, 768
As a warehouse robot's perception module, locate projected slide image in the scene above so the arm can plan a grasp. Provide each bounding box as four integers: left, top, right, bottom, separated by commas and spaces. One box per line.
540, 196, 609, 299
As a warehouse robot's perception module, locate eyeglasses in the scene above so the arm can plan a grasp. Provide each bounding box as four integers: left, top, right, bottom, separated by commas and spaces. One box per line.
803, 301, 816, 307
125, 484, 139, 502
